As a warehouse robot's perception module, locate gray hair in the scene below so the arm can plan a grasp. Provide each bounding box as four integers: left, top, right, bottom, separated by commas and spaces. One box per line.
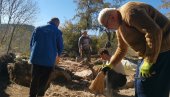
98, 8, 116, 25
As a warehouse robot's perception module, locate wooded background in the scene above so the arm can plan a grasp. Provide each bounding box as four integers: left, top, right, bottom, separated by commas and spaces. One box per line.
0, 0, 169, 57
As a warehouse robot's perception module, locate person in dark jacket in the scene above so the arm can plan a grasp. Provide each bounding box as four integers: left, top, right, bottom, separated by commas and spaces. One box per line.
78, 30, 92, 62
29, 17, 63, 97
98, 1, 170, 97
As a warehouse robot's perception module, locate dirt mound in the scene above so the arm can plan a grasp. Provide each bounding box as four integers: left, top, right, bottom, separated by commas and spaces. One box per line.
7, 59, 31, 87
0, 53, 15, 76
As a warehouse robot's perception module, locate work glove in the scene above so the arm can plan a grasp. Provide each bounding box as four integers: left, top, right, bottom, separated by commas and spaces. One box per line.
139, 60, 152, 78
56, 56, 60, 64
101, 63, 113, 75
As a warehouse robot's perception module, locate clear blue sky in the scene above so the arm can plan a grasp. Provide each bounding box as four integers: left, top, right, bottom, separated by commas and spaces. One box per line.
33, 0, 168, 27
34, 0, 76, 27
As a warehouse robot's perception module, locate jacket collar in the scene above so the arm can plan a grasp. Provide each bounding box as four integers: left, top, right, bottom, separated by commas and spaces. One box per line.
49, 22, 58, 28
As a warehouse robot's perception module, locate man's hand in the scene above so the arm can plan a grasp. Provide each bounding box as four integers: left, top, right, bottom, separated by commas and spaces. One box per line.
105, 63, 112, 68
56, 56, 60, 64
101, 63, 113, 74
79, 48, 82, 53
140, 60, 152, 78
79, 48, 82, 57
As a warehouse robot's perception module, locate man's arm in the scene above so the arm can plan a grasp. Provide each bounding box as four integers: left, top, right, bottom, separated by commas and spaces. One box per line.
30, 28, 38, 50
57, 30, 64, 56
78, 36, 83, 55
109, 31, 128, 67
129, 8, 162, 64
78, 36, 82, 48
30, 31, 35, 50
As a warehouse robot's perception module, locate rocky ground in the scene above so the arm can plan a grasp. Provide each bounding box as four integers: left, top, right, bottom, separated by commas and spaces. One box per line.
0, 54, 136, 97
4, 83, 135, 97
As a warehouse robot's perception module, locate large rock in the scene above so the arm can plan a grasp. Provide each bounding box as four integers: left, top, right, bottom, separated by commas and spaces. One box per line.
74, 69, 93, 80
50, 66, 72, 83
7, 58, 73, 87
7, 60, 31, 87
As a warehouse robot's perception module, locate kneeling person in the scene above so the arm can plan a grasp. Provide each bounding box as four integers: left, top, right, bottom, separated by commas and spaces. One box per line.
99, 48, 127, 89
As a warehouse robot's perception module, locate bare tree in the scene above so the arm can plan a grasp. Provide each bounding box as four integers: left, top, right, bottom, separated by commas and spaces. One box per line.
0, 0, 38, 54
0, 0, 3, 24
73, 0, 125, 31
73, 0, 104, 30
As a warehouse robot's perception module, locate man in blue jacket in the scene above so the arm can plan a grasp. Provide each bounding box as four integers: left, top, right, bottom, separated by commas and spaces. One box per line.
29, 17, 63, 97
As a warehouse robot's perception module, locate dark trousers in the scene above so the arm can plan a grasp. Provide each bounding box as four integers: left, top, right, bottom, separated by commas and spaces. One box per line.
29, 64, 53, 97
135, 50, 170, 97
82, 48, 91, 62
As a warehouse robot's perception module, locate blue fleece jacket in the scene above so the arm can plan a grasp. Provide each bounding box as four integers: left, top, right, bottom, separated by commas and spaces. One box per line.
30, 23, 63, 67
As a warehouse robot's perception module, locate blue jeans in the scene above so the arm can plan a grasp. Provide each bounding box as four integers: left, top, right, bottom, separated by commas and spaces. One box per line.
135, 50, 170, 97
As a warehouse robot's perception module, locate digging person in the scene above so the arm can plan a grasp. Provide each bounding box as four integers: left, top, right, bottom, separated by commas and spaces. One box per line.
98, 1, 170, 97
89, 48, 127, 95
29, 17, 63, 97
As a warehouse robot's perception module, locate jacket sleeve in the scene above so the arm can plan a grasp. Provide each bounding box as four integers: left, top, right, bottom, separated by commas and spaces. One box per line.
30, 28, 38, 50
129, 8, 162, 63
110, 31, 128, 66
57, 30, 64, 56
78, 36, 82, 48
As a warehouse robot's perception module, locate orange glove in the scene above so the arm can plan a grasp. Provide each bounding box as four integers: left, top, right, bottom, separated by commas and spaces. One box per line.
56, 56, 60, 64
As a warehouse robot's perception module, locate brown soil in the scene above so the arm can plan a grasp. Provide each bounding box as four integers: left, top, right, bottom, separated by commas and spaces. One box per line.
3, 82, 135, 97
0, 58, 135, 97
